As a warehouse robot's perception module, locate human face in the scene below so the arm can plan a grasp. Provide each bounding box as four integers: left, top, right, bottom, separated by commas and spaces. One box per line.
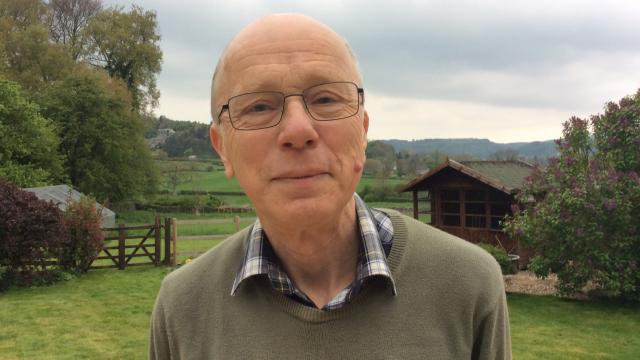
210, 16, 369, 227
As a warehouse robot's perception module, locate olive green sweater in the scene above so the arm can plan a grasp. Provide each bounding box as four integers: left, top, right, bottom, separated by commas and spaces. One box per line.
149, 211, 511, 359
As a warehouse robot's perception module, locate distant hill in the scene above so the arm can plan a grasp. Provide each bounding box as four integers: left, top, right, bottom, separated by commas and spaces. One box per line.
381, 138, 557, 160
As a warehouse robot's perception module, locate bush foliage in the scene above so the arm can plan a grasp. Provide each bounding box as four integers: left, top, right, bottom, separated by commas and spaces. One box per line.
58, 197, 105, 273
0, 181, 106, 289
359, 182, 408, 203
477, 243, 518, 275
0, 181, 66, 288
505, 90, 640, 300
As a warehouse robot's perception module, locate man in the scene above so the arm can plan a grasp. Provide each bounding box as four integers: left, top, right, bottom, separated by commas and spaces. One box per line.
150, 14, 511, 359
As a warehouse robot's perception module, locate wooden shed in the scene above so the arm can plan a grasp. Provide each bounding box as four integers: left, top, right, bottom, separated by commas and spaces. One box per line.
399, 158, 534, 266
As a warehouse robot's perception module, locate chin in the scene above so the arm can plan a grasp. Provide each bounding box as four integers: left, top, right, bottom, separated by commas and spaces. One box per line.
258, 192, 352, 224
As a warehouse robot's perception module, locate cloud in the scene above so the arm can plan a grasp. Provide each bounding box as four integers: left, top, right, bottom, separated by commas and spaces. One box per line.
103, 0, 640, 141
365, 92, 570, 143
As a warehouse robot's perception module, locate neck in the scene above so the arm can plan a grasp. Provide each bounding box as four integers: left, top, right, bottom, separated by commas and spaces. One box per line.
259, 198, 360, 309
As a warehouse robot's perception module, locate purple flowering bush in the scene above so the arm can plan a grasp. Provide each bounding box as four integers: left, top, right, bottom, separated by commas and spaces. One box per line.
505, 90, 640, 300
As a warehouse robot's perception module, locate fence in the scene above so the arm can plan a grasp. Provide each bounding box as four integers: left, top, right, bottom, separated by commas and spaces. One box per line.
92, 216, 165, 270
169, 216, 256, 265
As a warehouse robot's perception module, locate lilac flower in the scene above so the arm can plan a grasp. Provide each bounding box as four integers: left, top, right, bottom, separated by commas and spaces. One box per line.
564, 156, 575, 167
604, 199, 617, 210
510, 204, 520, 213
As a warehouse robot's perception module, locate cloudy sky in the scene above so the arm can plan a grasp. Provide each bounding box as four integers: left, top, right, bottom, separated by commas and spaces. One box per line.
104, 0, 639, 143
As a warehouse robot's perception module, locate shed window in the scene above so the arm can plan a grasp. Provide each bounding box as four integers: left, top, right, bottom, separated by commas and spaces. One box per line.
465, 190, 486, 228
489, 190, 511, 230
440, 190, 460, 226
438, 188, 512, 230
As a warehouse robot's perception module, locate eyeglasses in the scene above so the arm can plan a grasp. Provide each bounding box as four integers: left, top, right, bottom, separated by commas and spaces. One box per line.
217, 81, 364, 130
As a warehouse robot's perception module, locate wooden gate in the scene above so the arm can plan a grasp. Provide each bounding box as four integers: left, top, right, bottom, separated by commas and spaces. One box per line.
92, 216, 163, 270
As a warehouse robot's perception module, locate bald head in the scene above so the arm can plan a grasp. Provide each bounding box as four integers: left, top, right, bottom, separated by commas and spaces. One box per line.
210, 14, 362, 123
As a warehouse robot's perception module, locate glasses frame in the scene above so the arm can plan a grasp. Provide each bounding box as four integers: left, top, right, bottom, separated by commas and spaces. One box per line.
217, 81, 365, 131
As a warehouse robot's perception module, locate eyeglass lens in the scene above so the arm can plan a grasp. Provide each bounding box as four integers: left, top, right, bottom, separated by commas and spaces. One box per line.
228, 82, 360, 130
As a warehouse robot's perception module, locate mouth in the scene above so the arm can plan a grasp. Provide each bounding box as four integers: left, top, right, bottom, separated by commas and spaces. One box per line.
272, 171, 329, 182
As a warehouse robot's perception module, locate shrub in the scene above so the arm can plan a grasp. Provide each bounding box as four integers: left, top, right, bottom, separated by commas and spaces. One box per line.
0, 181, 66, 288
477, 243, 518, 275
58, 197, 104, 273
505, 90, 640, 300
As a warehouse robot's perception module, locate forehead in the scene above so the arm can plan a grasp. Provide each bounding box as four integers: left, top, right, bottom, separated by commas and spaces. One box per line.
216, 18, 357, 99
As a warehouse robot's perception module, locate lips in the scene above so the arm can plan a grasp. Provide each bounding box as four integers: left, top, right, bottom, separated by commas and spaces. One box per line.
272, 169, 329, 181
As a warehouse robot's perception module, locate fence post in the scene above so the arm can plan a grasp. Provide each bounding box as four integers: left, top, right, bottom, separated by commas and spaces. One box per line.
118, 224, 126, 270
154, 216, 161, 266
164, 218, 171, 266
234, 215, 240, 232
171, 218, 177, 266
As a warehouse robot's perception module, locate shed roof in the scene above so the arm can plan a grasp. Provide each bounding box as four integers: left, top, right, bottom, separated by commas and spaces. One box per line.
400, 159, 534, 194
23, 184, 115, 217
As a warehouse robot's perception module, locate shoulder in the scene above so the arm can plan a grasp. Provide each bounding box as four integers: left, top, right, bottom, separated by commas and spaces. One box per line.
381, 210, 504, 306
156, 226, 250, 310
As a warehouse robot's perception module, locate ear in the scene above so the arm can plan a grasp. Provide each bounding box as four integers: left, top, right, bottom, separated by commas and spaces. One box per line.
210, 123, 235, 179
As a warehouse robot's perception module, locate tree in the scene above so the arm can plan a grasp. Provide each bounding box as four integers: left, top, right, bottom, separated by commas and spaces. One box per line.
0, 0, 74, 91
40, 68, 158, 202
84, 5, 161, 112
490, 148, 520, 161
366, 140, 396, 177
363, 158, 383, 177
165, 165, 191, 195
46, 0, 102, 60
0, 78, 65, 186
505, 90, 640, 300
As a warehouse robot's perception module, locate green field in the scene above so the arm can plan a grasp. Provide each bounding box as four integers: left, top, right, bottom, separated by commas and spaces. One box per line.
156, 160, 411, 191
1, 267, 639, 359
155, 159, 413, 208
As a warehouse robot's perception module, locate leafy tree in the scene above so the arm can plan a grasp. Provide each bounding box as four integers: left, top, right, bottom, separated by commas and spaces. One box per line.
84, 5, 161, 112
46, 0, 102, 60
505, 90, 640, 300
490, 148, 520, 161
160, 124, 215, 158
366, 140, 396, 177
363, 158, 383, 177
0, 78, 64, 186
164, 165, 191, 195
0, 0, 74, 91
39, 68, 158, 202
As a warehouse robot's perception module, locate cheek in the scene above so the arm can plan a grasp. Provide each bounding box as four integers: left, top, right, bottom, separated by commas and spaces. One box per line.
325, 123, 366, 177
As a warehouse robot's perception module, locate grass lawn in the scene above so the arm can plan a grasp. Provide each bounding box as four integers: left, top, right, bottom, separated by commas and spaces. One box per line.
508, 293, 640, 359
0, 267, 171, 360
1, 267, 639, 359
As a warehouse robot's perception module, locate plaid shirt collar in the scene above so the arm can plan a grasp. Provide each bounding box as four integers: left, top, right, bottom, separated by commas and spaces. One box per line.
231, 194, 396, 310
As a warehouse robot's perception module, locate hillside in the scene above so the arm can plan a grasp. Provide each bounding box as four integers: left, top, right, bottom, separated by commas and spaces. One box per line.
382, 138, 557, 160
147, 117, 557, 161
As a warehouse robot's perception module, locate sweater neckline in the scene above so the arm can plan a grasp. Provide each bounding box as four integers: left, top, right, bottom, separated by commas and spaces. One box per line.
253, 210, 410, 323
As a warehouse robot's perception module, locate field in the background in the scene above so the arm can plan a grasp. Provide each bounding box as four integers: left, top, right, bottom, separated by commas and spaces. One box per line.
151, 159, 415, 209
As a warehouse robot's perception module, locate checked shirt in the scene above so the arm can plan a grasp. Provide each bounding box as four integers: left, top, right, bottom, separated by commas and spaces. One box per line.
230, 194, 396, 311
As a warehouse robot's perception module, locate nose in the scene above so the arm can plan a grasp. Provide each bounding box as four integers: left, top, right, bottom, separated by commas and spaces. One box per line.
277, 95, 319, 150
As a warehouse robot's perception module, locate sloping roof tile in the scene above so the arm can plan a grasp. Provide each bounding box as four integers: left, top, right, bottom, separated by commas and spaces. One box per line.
400, 159, 533, 194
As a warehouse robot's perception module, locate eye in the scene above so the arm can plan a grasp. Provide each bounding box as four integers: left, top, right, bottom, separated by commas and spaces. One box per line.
248, 103, 272, 113
313, 96, 337, 104
309, 93, 341, 105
